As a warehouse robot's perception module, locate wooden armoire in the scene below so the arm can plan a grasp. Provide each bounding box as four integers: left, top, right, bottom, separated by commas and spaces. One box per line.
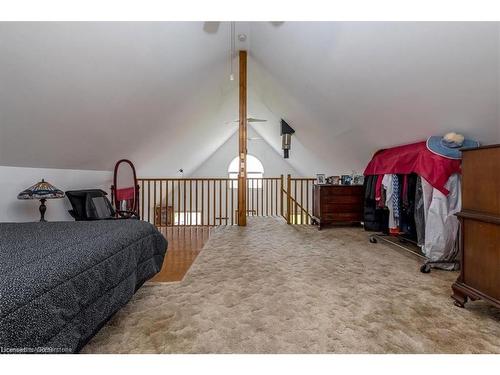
452, 144, 500, 308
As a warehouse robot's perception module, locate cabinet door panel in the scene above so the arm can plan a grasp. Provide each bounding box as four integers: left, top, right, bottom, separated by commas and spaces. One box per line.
463, 219, 500, 301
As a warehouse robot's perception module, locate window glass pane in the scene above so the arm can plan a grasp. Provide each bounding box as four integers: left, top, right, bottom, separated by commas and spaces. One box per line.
228, 155, 264, 180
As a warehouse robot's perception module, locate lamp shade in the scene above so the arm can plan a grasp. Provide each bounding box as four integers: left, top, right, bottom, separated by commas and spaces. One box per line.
17, 179, 65, 200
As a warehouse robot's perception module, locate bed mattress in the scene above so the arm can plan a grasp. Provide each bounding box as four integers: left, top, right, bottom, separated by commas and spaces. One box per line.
0, 219, 167, 353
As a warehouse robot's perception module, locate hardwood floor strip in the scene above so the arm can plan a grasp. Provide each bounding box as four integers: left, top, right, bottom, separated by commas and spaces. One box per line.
150, 226, 211, 282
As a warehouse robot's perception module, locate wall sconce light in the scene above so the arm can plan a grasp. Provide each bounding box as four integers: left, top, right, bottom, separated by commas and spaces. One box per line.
281, 119, 295, 159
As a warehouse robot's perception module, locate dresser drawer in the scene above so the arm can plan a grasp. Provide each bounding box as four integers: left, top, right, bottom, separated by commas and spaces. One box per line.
322, 195, 363, 205
462, 219, 500, 301
323, 212, 363, 222
319, 185, 363, 197
462, 147, 500, 216
322, 202, 363, 214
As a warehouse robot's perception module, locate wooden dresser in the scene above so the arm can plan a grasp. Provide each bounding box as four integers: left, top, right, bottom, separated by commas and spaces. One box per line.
312, 184, 364, 230
452, 144, 500, 309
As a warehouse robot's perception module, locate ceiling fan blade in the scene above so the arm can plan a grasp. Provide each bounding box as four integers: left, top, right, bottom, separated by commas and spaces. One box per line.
247, 117, 267, 123
228, 117, 268, 124
203, 22, 220, 34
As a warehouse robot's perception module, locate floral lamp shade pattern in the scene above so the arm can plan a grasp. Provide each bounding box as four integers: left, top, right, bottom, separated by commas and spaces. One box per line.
17, 179, 65, 200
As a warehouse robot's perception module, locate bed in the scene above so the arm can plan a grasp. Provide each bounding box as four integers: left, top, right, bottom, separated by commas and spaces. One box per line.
0, 219, 167, 353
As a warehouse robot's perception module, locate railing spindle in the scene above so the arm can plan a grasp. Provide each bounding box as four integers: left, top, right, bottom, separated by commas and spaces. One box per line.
267, 179, 269, 216
182, 180, 187, 225
201, 180, 205, 226
219, 179, 222, 224
194, 180, 200, 225
306, 180, 309, 224
165, 180, 169, 226
280, 175, 284, 219
300, 180, 304, 224
140, 180, 144, 221
207, 180, 210, 226
153, 180, 157, 226
260, 179, 263, 216
148, 181, 151, 222
274, 180, 279, 216
212, 180, 216, 226
178, 179, 181, 226
189, 180, 192, 226
225, 180, 228, 225
159, 180, 163, 227
293, 180, 296, 224
170, 180, 173, 226
230, 179, 234, 225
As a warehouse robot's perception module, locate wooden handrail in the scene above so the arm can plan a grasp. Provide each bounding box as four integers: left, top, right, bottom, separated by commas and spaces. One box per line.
137, 175, 314, 227
285, 175, 315, 225
282, 187, 314, 224
139, 177, 283, 181
138, 176, 285, 227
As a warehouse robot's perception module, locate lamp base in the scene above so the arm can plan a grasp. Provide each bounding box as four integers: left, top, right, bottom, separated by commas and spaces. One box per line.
39, 198, 47, 222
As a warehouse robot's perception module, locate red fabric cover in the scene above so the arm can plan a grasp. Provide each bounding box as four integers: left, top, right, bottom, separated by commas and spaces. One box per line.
116, 187, 135, 201
363, 141, 461, 195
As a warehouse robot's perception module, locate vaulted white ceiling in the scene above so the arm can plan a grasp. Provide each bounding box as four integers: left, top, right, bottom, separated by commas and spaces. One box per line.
248, 22, 500, 175
1, 22, 499, 176
0, 22, 242, 172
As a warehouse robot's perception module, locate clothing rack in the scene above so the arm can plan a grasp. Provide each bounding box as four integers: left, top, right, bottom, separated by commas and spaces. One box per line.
363, 141, 463, 274
367, 232, 459, 273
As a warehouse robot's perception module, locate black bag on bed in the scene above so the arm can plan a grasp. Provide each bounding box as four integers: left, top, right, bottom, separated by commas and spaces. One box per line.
65, 189, 116, 221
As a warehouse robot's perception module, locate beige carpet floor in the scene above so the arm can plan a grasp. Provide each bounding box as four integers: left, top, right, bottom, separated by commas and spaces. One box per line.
83, 217, 500, 353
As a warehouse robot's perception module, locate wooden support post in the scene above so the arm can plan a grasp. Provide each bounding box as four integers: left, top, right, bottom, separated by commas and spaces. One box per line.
238, 50, 247, 226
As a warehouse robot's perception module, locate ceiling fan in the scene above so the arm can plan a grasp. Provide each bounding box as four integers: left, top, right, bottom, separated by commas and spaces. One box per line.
226, 117, 267, 124
225, 118, 266, 141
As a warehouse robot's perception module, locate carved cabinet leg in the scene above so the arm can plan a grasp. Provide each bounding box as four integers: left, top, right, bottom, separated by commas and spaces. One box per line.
451, 284, 468, 308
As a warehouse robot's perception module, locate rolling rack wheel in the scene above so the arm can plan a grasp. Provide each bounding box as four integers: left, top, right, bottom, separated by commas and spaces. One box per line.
419, 259, 460, 274
420, 263, 431, 273
369, 232, 459, 274
369, 232, 433, 275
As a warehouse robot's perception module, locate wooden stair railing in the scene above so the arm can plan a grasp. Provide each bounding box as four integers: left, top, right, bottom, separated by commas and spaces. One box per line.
137, 175, 315, 227
138, 176, 286, 227
283, 175, 315, 225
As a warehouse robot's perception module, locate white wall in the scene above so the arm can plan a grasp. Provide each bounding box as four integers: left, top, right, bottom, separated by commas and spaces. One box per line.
0, 166, 112, 222
250, 22, 500, 174
189, 126, 302, 178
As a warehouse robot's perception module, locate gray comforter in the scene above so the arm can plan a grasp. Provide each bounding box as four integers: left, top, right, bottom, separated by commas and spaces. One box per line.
0, 219, 167, 353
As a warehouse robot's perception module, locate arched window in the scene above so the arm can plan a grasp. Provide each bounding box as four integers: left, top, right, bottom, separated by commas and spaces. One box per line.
228, 155, 264, 188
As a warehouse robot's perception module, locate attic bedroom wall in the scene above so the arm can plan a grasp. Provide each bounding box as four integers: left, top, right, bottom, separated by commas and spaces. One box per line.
249, 22, 500, 175
0, 22, 238, 175
0, 166, 111, 222
189, 126, 302, 177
